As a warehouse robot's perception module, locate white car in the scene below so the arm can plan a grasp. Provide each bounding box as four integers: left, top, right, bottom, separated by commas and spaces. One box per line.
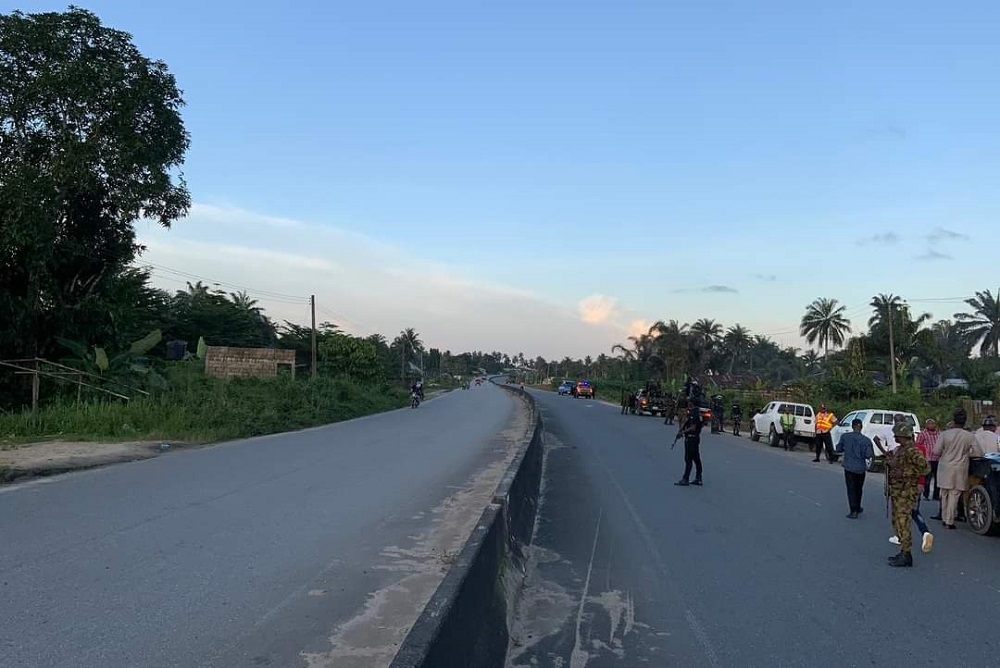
830, 409, 921, 470
750, 401, 817, 448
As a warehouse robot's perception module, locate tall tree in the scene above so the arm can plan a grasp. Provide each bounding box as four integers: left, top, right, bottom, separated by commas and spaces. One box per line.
0, 7, 190, 360
955, 289, 1000, 357
800, 298, 851, 357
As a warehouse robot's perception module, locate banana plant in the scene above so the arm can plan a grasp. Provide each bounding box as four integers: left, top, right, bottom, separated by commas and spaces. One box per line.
56, 330, 168, 390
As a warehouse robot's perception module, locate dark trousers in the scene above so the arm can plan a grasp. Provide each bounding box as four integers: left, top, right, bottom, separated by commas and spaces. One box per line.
815, 432, 834, 461
925, 461, 939, 500
844, 470, 865, 513
783, 429, 795, 450
682, 438, 703, 481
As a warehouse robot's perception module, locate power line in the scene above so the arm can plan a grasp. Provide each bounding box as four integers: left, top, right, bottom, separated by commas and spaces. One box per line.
141, 262, 310, 304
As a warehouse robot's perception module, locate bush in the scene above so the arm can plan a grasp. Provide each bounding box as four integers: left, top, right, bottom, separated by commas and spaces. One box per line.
0, 362, 408, 443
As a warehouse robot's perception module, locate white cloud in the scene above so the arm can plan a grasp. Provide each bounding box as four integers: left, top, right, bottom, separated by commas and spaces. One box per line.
136, 204, 635, 359
577, 295, 619, 325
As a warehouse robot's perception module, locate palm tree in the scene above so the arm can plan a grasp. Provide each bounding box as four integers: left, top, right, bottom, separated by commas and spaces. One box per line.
868, 293, 902, 329
800, 298, 851, 357
229, 290, 261, 313
723, 324, 752, 373
689, 318, 723, 372
954, 289, 1000, 357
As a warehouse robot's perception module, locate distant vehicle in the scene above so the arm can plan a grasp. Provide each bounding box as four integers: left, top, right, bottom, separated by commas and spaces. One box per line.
750, 401, 818, 451
557, 380, 574, 395
830, 409, 920, 471
573, 380, 594, 399
633, 382, 669, 416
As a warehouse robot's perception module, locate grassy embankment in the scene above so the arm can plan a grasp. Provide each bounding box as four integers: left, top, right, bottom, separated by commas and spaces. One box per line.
0, 363, 410, 446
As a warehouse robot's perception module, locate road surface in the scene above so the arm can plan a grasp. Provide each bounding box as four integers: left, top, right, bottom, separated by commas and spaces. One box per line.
508, 390, 1000, 668
0, 383, 524, 668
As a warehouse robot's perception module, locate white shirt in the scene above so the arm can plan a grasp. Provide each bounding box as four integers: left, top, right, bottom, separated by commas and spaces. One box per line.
974, 428, 1000, 454
872, 425, 899, 454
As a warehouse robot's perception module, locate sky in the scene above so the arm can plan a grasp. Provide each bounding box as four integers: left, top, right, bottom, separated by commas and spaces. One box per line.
19, 0, 1000, 359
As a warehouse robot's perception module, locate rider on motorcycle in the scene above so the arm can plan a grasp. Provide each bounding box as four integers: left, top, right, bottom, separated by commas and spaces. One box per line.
411, 379, 425, 401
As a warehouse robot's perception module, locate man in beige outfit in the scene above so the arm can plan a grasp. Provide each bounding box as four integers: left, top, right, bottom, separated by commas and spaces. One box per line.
933, 409, 982, 529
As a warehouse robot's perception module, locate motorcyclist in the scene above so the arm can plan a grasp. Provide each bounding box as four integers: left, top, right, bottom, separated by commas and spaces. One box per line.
411, 378, 424, 401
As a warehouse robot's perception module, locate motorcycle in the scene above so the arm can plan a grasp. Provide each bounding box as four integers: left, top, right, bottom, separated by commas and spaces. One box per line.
410, 391, 421, 408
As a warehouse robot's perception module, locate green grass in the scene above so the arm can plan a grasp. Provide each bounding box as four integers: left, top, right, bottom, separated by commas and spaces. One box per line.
0, 363, 409, 444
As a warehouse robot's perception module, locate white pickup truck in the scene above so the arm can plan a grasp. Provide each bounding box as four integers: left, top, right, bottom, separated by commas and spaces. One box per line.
750, 401, 818, 450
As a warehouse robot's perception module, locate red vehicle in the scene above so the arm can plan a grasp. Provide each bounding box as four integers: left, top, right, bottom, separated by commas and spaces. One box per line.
573, 380, 594, 399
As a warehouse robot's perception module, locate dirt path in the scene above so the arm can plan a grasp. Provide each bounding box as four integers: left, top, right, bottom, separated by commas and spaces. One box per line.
0, 440, 185, 483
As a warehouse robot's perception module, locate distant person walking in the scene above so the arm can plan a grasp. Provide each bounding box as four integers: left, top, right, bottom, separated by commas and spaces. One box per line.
836, 418, 874, 518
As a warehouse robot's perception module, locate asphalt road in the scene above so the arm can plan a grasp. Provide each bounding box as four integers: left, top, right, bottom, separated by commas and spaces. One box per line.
0, 383, 520, 668
508, 390, 1000, 668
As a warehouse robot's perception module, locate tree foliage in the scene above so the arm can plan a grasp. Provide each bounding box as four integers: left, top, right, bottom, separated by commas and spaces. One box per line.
0, 7, 190, 361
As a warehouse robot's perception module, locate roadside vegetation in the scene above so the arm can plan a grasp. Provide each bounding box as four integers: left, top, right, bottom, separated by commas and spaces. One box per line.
521, 294, 1000, 425
0, 8, 500, 447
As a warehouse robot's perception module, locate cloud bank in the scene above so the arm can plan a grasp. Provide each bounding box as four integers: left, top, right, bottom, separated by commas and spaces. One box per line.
136, 204, 634, 359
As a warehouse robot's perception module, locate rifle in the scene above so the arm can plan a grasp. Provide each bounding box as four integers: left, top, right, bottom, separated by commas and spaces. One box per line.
671, 430, 683, 449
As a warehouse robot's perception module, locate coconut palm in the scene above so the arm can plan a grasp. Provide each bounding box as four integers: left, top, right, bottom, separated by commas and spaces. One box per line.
954, 290, 1000, 357
723, 324, 752, 373
799, 297, 851, 357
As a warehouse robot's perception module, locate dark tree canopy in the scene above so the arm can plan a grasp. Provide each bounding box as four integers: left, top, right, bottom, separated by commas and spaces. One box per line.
0, 6, 190, 359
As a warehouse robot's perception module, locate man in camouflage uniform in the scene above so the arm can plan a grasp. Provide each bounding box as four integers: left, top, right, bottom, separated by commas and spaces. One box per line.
886, 423, 931, 567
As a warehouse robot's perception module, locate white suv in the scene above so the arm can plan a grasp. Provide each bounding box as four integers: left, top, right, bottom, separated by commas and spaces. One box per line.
830, 409, 921, 470
750, 401, 817, 448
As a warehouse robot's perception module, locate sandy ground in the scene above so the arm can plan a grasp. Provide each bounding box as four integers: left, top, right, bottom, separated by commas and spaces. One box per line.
0, 440, 179, 482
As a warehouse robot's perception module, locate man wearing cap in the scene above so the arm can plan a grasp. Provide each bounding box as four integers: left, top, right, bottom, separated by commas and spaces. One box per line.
814, 403, 838, 463
974, 415, 1000, 454
933, 409, 980, 529
886, 423, 930, 567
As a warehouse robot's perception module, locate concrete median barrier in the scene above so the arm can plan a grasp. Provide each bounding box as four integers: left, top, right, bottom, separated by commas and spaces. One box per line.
389, 383, 543, 668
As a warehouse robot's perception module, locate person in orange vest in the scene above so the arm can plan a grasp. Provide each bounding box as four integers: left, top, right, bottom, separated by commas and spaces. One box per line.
814, 403, 838, 463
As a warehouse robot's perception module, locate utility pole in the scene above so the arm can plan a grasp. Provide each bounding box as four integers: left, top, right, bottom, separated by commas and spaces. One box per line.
888, 301, 897, 395
310, 295, 317, 379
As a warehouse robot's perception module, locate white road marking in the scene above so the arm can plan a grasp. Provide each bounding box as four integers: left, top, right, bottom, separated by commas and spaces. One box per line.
569, 508, 603, 668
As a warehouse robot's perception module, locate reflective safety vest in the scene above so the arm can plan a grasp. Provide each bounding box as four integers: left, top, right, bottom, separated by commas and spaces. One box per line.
780, 412, 795, 430
816, 411, 835, 432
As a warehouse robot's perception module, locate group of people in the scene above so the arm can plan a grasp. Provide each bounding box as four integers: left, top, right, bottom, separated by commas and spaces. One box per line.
834, 408, 1000, 567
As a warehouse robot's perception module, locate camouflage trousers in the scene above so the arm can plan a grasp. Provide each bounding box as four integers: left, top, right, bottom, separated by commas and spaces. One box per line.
890, 486, 920, 553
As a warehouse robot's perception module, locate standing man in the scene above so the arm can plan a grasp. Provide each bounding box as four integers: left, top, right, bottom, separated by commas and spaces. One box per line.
814, 403, 838, 463
915, 419, 941, 501
780, 406, 796, 451
674, 405, 705, 487
836, 418, 875, 519
663, 393, 677, 425
731, 400, 743, 436
933, 409, 980, 530
886, 424, 930, 567
974, 415, 1000, 454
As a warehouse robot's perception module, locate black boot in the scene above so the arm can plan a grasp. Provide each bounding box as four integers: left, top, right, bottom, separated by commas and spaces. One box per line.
692, 478, 703, 486
674, 479, 689, 486
887, 551, 913, 567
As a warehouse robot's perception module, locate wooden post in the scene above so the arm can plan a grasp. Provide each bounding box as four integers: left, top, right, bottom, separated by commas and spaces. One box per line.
31, 359, 40, 412
310, 295, 318, 379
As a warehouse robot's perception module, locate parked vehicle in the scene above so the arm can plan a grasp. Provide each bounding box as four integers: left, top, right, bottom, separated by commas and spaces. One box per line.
750, 401, 818, 451
633, 382, 669, 416
967, 453, 1000, 536
573, 380, 594, 399
557, 380, 574, 395
830, 409, 920, 471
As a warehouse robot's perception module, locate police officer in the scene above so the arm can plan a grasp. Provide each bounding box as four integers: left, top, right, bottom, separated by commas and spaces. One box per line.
674, 405, 705, 486
731, 401, 743, 435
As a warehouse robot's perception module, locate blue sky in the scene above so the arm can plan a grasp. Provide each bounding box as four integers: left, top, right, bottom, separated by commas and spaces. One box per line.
25, 1, 1000, 358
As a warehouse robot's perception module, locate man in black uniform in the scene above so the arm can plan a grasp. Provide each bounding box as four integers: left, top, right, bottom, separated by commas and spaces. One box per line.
675, 405, 705, 486
731, 401, 743, 435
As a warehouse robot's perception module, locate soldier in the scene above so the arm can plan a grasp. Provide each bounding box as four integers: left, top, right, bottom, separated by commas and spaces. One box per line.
674, 405, 705, 486
731, 401, 743, 435
663, 393, 677, 425
620, 389, 629, 415
885, 423, 930, 567
675, 393, 688, 425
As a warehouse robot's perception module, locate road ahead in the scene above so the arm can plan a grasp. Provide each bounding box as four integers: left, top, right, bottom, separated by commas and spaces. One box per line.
0, 384, 523, 668
509, 390, 1000, 668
